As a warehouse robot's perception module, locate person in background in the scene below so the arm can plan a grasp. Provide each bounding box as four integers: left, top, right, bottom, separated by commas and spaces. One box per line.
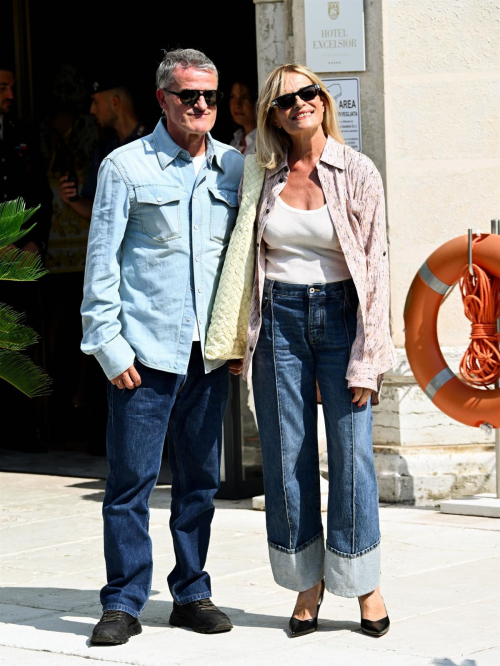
59, 77, 148, 219
229, 80, 256, 156
0, 65, 52, 254
39, 63, 100, 450
0, 63, 53, 450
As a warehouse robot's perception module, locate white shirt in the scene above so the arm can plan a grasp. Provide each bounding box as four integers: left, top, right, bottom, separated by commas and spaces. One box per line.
192, 153, 206, 177
263, 196, 351, 284
230, 127, 257, 156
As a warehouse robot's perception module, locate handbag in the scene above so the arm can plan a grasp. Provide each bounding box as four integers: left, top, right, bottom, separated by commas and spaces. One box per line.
205, 154, 266, 360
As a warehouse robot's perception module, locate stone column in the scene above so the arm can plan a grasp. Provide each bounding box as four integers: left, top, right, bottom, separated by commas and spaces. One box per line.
374, 0, 498, 504
254, 0, 287, 86
252, 0, 499, 505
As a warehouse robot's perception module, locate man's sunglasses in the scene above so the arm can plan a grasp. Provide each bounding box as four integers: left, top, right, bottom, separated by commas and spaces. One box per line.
163, 89, 224, 106
271, 83, 322, 110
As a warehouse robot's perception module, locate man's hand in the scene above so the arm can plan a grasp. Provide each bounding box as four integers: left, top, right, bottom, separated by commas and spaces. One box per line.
59, 174, 78, 204
59, 176, 93, 219
228, 359, 243, 375
351, 387, 373, 408
111, 364, 142, 390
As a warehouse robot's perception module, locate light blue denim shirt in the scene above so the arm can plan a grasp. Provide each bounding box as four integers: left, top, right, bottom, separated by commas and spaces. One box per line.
81, 119, 244, 379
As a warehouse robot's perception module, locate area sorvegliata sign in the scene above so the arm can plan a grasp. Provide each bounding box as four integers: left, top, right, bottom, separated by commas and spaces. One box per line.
305, 0, 366, 73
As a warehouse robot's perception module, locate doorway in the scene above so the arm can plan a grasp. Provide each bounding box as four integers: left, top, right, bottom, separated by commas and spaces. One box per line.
2, 0, 263, 498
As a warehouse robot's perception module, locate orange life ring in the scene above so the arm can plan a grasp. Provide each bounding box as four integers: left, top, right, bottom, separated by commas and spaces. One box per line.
404, 234, 500, 428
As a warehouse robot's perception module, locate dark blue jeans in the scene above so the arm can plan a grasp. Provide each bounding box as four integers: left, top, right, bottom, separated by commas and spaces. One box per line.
253, 279, 381, 598
101, 343, 229, 616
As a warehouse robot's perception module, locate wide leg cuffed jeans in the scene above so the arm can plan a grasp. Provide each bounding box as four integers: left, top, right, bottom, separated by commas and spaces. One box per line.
252, 278, 381, 598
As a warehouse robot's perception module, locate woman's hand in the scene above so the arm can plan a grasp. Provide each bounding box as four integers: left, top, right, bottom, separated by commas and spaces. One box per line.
351, 387, 373, 408
229, 359, 244, 375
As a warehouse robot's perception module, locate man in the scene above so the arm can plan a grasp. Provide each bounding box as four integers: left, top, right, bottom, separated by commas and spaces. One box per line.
59, 77, 148, 219
81, 49, 244, 644
0, 65, 52, 450
0, 66, 52, 253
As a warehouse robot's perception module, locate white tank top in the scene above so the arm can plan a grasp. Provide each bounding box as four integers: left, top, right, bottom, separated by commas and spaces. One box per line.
263, 196, 351, 284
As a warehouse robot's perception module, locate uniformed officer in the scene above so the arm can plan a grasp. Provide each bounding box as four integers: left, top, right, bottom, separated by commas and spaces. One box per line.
0, 66, 53, 254
59, 77, 149, 219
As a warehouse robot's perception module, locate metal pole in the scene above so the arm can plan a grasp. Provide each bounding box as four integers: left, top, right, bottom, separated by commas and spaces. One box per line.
492, 219, 500, 498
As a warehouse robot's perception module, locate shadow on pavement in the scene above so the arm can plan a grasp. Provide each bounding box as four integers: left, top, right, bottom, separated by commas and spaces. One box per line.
66, 480, 254, 510
432, 658, 477, 666
0, 587, 359, 637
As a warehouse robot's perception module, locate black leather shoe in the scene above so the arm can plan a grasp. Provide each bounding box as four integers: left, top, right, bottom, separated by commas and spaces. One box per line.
90, 610, 142, 645
169, 599, 233, 634
359, 599, 390, 637
288, 579, 325, 638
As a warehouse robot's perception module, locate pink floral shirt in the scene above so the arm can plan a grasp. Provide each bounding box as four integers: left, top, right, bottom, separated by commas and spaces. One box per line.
242, 136, 397, 395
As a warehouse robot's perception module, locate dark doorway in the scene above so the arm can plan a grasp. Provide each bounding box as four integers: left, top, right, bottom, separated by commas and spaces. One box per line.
29, 1, 258, 143
1, 1, 262, 498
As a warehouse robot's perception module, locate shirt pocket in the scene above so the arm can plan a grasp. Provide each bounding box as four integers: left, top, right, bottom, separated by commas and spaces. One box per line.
136, 186, 182, 242
208, 187, 238, 245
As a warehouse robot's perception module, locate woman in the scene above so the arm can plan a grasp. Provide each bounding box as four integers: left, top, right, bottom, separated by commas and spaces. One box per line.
233, 64, 396, 638
229, 81, 257, 155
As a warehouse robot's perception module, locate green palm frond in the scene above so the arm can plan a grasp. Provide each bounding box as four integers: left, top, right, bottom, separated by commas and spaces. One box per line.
0, 350, 51, 397
0, 303, 39, 350
0, 199, 40, 249
0, 247, 48, 281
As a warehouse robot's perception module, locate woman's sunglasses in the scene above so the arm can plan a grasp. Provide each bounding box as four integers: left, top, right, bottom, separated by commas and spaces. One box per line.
163, 89, 224, 106
271, 83, 322, 110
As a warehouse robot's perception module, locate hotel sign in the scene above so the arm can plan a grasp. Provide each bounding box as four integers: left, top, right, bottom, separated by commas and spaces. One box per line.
305, 0, 366, 73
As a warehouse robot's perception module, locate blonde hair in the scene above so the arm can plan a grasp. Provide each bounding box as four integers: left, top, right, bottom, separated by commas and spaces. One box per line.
256, 63, 344, 169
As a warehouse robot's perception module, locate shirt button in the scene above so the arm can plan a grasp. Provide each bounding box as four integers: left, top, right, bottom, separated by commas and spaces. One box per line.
249, 346, 254, 352
198, 288, 202, 293
278, 178, 283, 183
187, 317, 191, 322
265, 209, 270, 214
383, 251, 387, 256
157, 197, 162, 202
195, 256, 199, 262
194, 225, 198, 230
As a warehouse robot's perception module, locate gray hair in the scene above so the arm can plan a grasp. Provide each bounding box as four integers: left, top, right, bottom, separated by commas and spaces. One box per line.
156, 48, 218, 90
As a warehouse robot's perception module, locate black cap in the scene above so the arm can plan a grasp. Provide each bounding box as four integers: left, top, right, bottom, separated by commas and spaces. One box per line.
91, 74, 130, 94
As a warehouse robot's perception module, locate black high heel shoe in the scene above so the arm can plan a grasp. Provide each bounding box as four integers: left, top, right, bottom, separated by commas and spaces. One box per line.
288, 579, 325, 638
358, 598, 390, 637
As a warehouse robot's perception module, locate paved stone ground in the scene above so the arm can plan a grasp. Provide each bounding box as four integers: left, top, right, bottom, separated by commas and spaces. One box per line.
0, 472, 499, 666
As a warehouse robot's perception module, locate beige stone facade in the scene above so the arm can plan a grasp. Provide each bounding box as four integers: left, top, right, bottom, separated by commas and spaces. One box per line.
253, 0, 500, 504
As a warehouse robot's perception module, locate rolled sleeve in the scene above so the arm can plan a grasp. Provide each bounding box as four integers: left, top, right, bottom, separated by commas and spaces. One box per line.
94, 333, 135, 381
81, 158, 134, 380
